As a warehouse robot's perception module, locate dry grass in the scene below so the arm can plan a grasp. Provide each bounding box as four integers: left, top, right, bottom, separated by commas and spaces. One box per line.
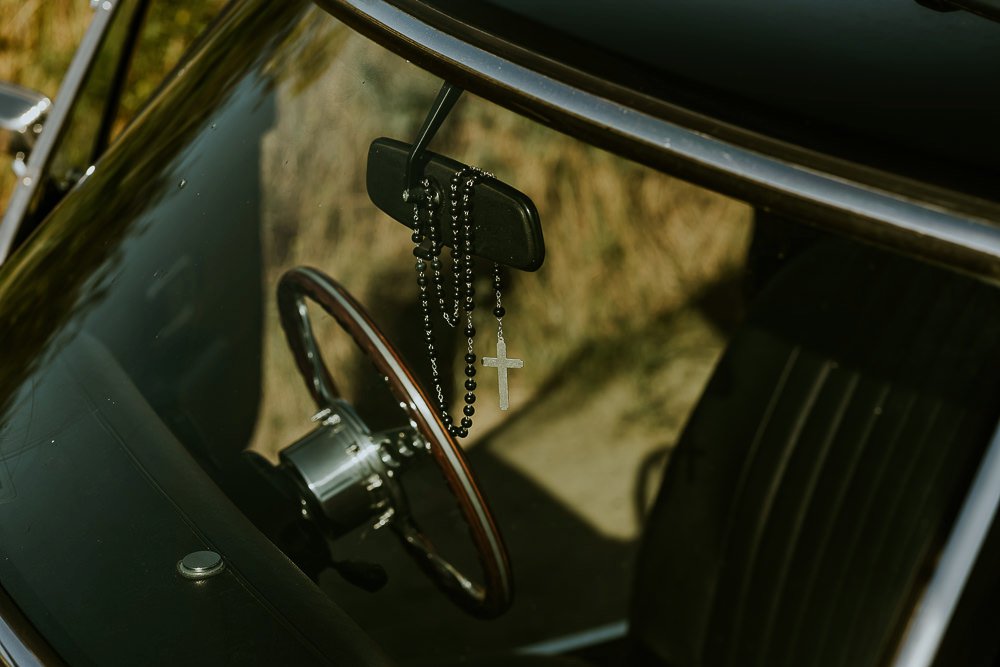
0, 0, 89, 91
0, 0, 225, 208
0, 0, 89, 205
252, 14, 753, 540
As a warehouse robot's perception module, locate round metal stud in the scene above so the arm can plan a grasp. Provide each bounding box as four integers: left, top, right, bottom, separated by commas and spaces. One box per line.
177, 550, 225, 580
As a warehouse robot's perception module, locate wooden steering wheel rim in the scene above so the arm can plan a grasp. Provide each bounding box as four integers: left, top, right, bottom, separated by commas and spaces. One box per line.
276, 266, 512, 618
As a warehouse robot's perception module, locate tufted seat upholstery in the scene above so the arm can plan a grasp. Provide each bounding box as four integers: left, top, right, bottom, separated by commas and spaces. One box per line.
630, 239, 1000, 666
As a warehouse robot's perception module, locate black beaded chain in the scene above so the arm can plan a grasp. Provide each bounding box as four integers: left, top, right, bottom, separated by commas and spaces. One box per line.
491, 263, 505, 319
410, 167, 489, 438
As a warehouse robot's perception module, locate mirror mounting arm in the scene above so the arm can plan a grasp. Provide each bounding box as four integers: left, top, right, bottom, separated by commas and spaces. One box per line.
403, 82, 463, 202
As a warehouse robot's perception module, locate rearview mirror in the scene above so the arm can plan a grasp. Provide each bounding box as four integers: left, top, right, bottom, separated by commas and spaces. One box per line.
0, 82, 51, 176
367, 137, 545, 272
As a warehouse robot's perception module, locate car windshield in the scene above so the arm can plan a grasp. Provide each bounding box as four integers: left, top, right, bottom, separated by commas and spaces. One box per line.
240, 8, 999, 661
0, 3, 996, 666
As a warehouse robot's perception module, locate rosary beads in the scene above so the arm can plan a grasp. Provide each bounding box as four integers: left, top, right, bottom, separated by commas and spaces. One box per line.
408, 166, 523, 438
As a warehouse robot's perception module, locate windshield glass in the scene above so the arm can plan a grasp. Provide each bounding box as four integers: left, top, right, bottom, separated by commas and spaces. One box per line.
0, 3, 996, 665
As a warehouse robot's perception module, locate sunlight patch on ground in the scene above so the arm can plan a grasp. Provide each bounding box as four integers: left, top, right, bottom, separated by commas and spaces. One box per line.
477, 309, 727, 540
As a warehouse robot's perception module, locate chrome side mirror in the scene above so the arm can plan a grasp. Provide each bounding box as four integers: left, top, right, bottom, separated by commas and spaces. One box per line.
0, 82, 51, 177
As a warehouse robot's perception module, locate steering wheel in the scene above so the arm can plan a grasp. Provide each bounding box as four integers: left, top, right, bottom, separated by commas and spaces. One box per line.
276, 266, 512, 618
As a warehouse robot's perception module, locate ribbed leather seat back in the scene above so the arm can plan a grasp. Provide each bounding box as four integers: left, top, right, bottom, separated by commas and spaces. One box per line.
631, 241, 1000, 667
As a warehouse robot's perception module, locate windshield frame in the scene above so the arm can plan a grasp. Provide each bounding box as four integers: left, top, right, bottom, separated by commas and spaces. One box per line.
317, 0, 1000, 285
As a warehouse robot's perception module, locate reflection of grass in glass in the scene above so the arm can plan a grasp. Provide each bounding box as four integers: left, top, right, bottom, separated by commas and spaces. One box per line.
116, 1, 228, 132
0, 0, 225, 210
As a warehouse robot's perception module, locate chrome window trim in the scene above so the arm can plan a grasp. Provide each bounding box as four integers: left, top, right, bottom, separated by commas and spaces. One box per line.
0, 0, 122, 265
890, 420, 1000, 667
319, 0, 1000, 283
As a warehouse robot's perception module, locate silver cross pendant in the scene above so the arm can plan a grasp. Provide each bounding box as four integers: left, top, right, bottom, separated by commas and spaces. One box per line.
482, 338, 523, 410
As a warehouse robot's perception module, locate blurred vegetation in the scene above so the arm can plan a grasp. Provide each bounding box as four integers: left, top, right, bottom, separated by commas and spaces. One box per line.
252, 17, 754, 458
0, 0, 226, 208
117, 1, 229, 123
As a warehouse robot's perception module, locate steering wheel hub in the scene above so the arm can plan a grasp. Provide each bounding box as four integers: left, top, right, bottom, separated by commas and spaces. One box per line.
280, 400, 428, 537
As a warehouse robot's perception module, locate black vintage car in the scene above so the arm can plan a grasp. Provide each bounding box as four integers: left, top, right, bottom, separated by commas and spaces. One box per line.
0, 1, 998, 666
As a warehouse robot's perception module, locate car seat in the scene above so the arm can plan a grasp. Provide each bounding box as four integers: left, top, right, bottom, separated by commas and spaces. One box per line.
445, 238, 1000, 667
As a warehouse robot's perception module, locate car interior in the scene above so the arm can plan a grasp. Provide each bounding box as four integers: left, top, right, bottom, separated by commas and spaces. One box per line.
0, 3, 998, 666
